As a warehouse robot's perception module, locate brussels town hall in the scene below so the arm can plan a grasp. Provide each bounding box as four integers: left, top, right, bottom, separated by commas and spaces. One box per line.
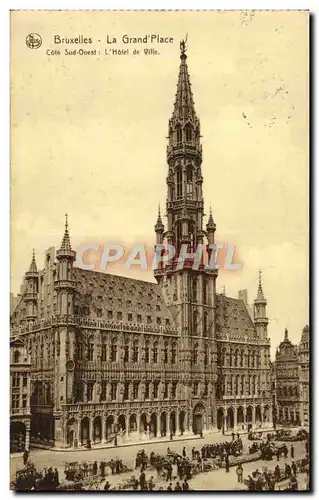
10, 43, 273, 450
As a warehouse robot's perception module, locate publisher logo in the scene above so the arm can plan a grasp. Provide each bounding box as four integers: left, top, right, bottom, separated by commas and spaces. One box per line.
26, 33, 42, 49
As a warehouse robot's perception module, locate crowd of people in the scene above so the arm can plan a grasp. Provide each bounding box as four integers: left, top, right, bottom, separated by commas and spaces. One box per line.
198, 436, 243, 460
246, 459, 308, 492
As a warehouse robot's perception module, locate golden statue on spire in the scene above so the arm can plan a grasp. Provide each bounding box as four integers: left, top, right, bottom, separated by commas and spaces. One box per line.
180, 33, 188, 56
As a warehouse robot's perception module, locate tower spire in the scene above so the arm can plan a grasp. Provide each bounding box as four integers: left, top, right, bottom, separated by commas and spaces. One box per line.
60, 213, 72, 252
256, 269, 265, 300
172, 37, 197, 122
28, 248, 37, 273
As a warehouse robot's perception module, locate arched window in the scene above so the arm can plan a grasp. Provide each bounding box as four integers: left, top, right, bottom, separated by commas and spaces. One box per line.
204, 346, 208, 366
185, 123, 193, 142
186, 165, 193, 198
13, 350, 20, 363
240, 350, 244, 367
87, 337, 94, 361
176, 125, 182, 145
153, 342, 158, 363
234, 349, 238, 367
133, 340, 139, 363
176, 167, 182, 198
124, 339, 129, 362
193, 310, 198, 334
203, 312, 208, 335
229, 349, 233, 367
144, 341, 149, 363
163, 341, 168, 364
193, 343, 199, 365
222, 348, 226, 366
110, 339, 117, 362
241, 375, 245, 395
171, 342, 177, 364
235, 375, 240, 395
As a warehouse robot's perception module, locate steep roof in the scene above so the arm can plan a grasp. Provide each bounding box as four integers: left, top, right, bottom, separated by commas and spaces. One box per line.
215, 294, 256, 338
73, 268, 175, 329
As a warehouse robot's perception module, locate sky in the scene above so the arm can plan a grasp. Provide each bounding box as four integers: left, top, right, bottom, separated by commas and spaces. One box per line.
11, 10, 309, 356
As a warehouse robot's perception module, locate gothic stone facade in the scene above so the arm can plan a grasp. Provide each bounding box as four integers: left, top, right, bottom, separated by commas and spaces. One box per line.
274, 326, 309, 427
10, 338, 31, 452
10, 46, 272, 448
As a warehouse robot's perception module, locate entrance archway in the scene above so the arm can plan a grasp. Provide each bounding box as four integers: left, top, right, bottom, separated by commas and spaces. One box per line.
129, 414, 137, 433
192, 402, 205, 435
140, 413, 148, 433
81, 417, 90, 446
179, 410, 186, 435
66, 418, 77, 447
118, 414, 126, 434
237, 407, 244, 428
227, 407, 234, 429
246, 406, 253, 426
263, 405, 270, 423
255, 406, 262, 426
10, 422, 26, 452
150, 413, 157, 438
105, 415, 114, 439
93, 416, 102, 444
160, 412, 167, 437
170, 411, 176, 435
217, 408, 224, 430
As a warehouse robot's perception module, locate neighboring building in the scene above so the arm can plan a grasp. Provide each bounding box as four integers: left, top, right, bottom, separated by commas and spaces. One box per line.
10, 43, 272, 449
275, 329, 301, 425
10, 337, 31, 452
298, 325, 309, 426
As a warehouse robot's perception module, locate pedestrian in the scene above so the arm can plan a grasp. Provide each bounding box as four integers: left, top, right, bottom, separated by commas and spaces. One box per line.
182, 446, 186, 458
53, 468, 59, 487
291, 461, 297, 477
225, 454, 229, 473
23, 449, 29, 466
284, 445, 288, 459
139, 471, 146, 490
274, 465, 280, 482
290, 444, 295, 459
290, 474, 298, 491
170, 432, 173, 441
100, 461, 106, 478
236, 464, 243, 483
174, 481, 182, 491
104, 481, 111, 491
276, 449, 280, 461
167, 483, 173, 491
166, 462, 173, 482
114, 435, 118, 447
232, 432, 235, 441
192, 447, 195, 460
148, 476, 155, 491
182, 479, 190, 491
93, 461, 98, 476
237, 432, 240, 440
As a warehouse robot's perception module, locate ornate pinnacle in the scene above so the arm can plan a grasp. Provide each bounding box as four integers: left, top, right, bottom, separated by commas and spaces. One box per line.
60, 213, 72, 252
256, 269, 265, 301
28, 249, 37, 273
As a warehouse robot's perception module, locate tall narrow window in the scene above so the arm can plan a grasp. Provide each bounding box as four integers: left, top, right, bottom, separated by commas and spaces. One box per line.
193, 343, 199, 364
144, 342, 149, 363
110, 340, 117, 362
185, 123, 193, 142
164, 341, 168, 364
176, 167, 182, 198
176, 125, 182, 145
87, 338, 94, 361
203, 312, 208, 335
101, 344, 107, 362
111, 383, 117, 401
153, 342, 158, 363
133, 340, 139, 363
193, 310, 198, 334
124, 340, 129, 362
171, 342, 177, 364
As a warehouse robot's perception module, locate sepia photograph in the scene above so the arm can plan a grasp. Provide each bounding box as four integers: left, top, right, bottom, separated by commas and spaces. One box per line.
9, 9, 309, 491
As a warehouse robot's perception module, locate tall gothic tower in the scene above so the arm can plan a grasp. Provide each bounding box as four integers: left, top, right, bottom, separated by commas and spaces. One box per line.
154, 41, 218, 427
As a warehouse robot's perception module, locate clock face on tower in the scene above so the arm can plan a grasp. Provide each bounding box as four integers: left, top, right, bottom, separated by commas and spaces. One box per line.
66, 359, 75, 372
